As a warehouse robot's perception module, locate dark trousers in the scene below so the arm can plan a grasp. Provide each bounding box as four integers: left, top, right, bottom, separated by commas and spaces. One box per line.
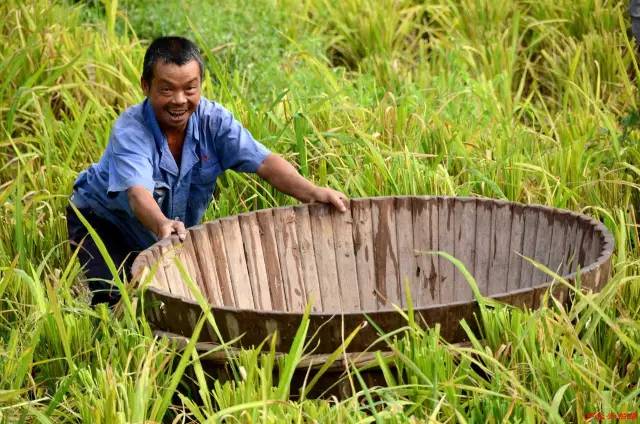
66, 206, 143, 306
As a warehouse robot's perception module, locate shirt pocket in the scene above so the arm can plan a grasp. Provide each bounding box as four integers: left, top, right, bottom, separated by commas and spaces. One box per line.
188, 161, 222, 219
191, 162, 219, 185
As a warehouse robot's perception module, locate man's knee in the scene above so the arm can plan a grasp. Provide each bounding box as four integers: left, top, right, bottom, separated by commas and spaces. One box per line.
66, 206, 133, 306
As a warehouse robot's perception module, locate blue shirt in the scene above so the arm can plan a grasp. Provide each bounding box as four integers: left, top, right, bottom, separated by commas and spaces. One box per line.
71, 97, 271, 248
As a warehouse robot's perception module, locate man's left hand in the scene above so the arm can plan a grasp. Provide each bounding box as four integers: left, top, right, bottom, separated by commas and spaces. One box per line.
311, 187, 348, 212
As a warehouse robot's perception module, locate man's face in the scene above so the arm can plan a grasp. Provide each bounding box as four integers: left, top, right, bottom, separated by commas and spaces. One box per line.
141, 59, 201, 133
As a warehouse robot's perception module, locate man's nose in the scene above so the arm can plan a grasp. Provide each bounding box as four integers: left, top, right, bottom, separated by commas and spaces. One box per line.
172, 90, 187, 104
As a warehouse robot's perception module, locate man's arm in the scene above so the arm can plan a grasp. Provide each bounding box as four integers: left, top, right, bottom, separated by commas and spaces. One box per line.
128, 186, 188, 240
256, 154, 347, 212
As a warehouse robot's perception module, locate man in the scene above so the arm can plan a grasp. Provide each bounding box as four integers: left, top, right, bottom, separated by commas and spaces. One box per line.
68, 36, 347, 306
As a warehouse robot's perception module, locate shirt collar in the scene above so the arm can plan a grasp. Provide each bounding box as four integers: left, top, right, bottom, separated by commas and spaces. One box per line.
143, 99, 200, 177
143, 99, 165, 153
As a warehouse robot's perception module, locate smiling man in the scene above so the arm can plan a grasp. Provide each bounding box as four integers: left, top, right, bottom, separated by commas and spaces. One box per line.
68, 36, 347, 306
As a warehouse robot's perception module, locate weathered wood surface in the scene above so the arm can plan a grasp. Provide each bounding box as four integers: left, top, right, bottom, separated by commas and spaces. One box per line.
453, 198, 475, 301
532, 208, 554, 285
506, 204, 525, 291
309, 204, 341, 312
573, 221, 587, 274
135, 196, 613, 354
148, 241, 169, 294
590, 230, 603, 264
519, 207, 539, 289
190, 225, 223, 305
412, 197, 438, 306
352, 199, 376, 310
256, 210, 286, 311
220, 217, 254, 309
331, 202, 360, 310
561, 217, 578, 276
179, 233, 205, 298
238, 213, 272, 310
488, 201, 511, 295
474, 200, 491, 296
437, 197, 455, 303
372, 198, 400, 308
273, 208, 306, 312
547, 210, 569, 280
293, 205, 322, 312
158, 239, 188, 299
207, 222, 235, 306
395, 197, 415, 307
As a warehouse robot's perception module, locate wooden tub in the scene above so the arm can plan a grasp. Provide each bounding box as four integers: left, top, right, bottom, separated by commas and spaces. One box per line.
133, 196, 614, 397
132, 196, 613, 356
133, 196, 613, 354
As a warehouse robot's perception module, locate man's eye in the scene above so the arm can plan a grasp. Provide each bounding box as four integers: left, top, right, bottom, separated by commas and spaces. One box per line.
160, 88, 171, 94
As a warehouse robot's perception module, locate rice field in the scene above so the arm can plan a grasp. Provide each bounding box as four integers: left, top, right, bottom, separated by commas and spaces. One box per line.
0, 0, 639, 422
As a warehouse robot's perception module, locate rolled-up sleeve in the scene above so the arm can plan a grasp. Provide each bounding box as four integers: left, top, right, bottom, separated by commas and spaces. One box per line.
107, 123, 155, 196
212, 105, 271, 173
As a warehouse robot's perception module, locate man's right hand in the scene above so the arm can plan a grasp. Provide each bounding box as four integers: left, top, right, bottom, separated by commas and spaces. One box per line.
128, 185, 188, 242
156, 218, 187, 241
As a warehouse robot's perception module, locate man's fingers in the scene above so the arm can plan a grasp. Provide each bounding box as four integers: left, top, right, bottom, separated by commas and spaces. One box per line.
330, 191, 348, 212
157, 219, 187, 240
174, 221, 187, 241
170, 220, 187, 241
158, 227, 172, 239
320, 188, 348, 212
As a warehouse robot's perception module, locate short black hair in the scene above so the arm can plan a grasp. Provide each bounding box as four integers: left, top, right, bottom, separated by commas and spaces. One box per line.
142, 36, 204, 85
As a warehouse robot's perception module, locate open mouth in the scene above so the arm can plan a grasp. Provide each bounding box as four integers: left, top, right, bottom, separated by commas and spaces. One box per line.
167, 110, 187, 120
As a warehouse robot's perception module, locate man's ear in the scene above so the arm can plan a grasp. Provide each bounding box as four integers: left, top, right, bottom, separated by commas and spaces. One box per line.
141, 78, 150, 96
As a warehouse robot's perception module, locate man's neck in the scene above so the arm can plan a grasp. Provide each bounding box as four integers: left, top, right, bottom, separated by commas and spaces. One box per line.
164, 127, 185, 168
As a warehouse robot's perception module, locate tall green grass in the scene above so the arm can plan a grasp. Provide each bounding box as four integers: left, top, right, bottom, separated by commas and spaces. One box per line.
0, 0, 639, 421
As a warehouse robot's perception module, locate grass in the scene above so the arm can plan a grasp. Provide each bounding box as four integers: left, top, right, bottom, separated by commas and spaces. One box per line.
0, 0, 639, 421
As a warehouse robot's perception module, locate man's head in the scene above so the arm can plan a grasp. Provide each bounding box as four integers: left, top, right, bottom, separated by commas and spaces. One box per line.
141, 37, 204, 133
